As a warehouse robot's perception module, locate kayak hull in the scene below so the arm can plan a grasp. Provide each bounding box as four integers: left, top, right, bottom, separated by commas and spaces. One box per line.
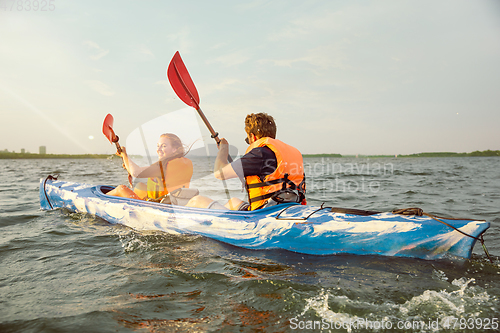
39, 177, 490, 260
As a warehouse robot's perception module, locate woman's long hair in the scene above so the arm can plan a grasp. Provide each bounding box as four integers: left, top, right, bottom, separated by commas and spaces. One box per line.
159, 133, 197, 160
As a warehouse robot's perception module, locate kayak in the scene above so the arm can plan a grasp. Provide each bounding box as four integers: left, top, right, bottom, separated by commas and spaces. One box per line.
39, 176, 490, 260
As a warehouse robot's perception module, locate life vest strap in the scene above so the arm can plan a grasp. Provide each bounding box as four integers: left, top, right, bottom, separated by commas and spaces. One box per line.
249, 188, 306, 206
159, 160, 167, 191
248, 191, 277, 204
246, 174, 299, 190
246, 178, 284, 189
247, 173, 306, 204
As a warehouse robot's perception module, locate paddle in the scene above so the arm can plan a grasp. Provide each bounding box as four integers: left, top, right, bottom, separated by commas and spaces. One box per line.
167, 51, 233, 163
102, 114, 133, 187
168, 52, 237, 199
102, 114, 123, 153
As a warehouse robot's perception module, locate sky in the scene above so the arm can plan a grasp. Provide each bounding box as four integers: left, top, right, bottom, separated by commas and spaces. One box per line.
1, 0, 499, 156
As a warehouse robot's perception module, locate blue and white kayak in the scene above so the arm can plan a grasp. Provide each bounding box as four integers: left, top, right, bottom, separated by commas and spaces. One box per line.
39, 177, 490, 260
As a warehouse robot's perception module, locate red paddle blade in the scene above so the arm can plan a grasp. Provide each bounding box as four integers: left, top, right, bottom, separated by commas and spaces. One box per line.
167, 51, 200, 109
102, 114, 118, 143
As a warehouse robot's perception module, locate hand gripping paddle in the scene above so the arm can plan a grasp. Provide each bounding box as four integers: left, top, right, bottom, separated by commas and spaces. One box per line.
102, 113, 132, 187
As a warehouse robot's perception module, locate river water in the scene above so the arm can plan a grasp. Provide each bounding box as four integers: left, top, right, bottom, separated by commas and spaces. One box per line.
1, 157, 499, 332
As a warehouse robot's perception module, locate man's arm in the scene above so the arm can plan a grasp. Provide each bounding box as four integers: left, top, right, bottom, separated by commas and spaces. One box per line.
213, 138, 239, 180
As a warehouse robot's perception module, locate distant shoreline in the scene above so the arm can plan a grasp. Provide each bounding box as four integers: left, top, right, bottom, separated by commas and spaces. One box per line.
302, 150, 500, 158
1, 150, 498, 159
0, 152, 117, 159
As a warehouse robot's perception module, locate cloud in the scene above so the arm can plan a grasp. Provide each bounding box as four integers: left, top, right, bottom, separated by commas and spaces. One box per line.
259, 43, 350, 71
207, 51, 252, 67
202, 78, 242, 96
235, 0, 269, 11
155, 80, 170, 89
210, 42, 227, 50
84, 80, 114, 96
139, 45, 154, 58
83, 40, 109, 60
267, 10, 346, 42
128, 45, 155, 62
167, 28, 192, 54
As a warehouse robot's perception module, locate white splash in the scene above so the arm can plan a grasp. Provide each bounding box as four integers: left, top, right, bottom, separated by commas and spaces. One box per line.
299, 278, 495, 333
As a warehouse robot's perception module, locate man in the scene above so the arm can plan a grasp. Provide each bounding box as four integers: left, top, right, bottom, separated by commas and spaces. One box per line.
186, 113, 306, 210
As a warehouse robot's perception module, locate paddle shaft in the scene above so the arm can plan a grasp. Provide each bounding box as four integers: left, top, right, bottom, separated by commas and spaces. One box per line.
170, 59, 233, 163
197, 107, 219, 144
196, 106, 233, 163
110, 134, 123, 154
195, 105, 235, 163
114, 141, 123, 154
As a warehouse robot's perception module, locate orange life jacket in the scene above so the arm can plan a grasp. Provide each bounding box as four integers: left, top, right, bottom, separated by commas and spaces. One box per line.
147, 157, 193, 199
244, 137, 306, 210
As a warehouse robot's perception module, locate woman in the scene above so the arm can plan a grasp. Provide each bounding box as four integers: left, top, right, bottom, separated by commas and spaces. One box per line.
108, 133, 193, 200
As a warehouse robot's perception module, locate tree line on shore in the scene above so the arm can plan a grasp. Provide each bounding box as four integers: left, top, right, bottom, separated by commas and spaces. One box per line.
299, 150, 500, 158
0, 152, 117, 159
1, 150, 499, 159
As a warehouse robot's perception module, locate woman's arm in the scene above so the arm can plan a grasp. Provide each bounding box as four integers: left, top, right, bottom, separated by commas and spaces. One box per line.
117, 147, 149, 178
